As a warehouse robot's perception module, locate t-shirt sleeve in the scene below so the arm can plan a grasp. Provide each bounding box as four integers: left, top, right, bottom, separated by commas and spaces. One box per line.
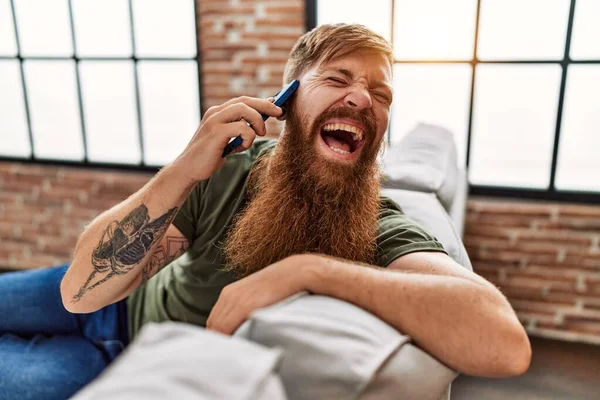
172, 181, 204, 243
376, 197, 447, 268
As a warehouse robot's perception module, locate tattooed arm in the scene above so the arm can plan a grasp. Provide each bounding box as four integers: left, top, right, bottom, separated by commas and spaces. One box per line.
139, 226, 189, 285
60, 95, 281, 313
60, 162, 194, 314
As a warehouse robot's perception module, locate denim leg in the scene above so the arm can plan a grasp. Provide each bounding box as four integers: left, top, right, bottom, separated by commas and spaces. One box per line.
0, 333, 109, 400
0, 265, 79, 336
0, 264, 129, 347
0, 265, 130, 398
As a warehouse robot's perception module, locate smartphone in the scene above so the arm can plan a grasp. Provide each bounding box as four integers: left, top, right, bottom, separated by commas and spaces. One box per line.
221, 80, 300, 157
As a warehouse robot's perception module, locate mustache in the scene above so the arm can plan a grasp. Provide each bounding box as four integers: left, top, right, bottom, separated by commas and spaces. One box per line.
310, 106, 378, 139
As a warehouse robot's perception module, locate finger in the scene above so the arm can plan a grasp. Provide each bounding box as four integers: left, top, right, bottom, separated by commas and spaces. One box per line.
207, 312, 230, 335
206, 301, 221, 330
227, 96, 283, 119
238, 96, 282, 117
205, 96, 282, 123
213, 306, 242, 335
219, 120, 257, 152
214, 103, 267, 137
202, 104, 221, 120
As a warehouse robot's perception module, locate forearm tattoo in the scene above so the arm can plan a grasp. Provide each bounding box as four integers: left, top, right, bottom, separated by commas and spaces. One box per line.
140, 236, 189, 284
71, 204, 180, 303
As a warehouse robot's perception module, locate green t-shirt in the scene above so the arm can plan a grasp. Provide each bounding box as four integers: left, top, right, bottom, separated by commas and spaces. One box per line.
127, 140, 446, 340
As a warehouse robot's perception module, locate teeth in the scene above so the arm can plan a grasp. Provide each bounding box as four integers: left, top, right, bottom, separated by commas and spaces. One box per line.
329, 146, 351, 155
322, 123, 364, 141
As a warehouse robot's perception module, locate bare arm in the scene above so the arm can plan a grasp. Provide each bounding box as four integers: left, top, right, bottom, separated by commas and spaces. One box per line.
60, 96, 282, 313
61, 162, 195, 313
303, 252, 532, 377
207, 252, 530, 377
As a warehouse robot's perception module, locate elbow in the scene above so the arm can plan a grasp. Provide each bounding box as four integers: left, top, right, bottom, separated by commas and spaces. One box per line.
461, 304, 532, 378
60, 277, 95, 314
501, 323, 532, 377
59, 281, 80, 314
484, 315, 532, 378
61, 294, 97, 314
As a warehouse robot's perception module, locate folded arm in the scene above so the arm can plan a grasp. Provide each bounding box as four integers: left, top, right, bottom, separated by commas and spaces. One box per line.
300, 252, 531, 377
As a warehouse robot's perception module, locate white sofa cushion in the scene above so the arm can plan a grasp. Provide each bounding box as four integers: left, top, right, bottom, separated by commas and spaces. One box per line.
72, 322, 287, 400
74, 293, 458, 400
235, 293, 458, 400
382, 188, 472, 270
382, 123, 459, 212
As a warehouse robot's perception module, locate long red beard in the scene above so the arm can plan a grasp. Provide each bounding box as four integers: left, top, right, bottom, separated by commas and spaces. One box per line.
223, 107, 383, 277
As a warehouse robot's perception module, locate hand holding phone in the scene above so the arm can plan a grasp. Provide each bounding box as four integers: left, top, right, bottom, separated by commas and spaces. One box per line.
172, 96, 283, 183
221, 80, 300, 157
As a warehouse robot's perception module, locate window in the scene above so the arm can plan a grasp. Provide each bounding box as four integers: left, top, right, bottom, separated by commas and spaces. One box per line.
0, 0, 201, 168
311, 0, 600, 203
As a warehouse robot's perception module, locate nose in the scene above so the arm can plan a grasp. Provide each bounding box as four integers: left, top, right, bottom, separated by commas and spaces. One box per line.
344, 85, 372, 110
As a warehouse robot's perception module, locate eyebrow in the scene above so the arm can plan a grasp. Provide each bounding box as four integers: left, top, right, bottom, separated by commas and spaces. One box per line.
336, 68, 354, 80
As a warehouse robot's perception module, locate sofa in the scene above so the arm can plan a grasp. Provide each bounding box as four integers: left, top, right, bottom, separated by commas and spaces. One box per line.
73, 123, 472, 400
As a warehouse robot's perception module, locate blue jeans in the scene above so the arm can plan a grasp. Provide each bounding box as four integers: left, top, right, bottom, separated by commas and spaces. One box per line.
0, 265, 129, 400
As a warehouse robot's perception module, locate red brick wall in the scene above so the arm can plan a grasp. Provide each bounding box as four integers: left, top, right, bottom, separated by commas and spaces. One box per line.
0, 0, 306, 270
0, 163, 152, 269
465, 199, 600, 345
1, 0, 599, 346
198, 0, 305, 136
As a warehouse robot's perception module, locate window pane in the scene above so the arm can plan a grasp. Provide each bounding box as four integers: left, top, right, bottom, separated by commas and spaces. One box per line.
394, 0, 477, 60
79, 61, 140, 164
132, 0, 196, 58
318, 0, 392, 42
478, 0, 570, 60
23, 60, 84, 160
14, 0, 73, 57
391, 64, 472, 166
137, 61, 199, 165
0, 60, 30, 157
556, 66, 600, 192
470, 65, 561, 188
0, 0, 17, 56
71, 0, 132, 57
570, 0, 600, 60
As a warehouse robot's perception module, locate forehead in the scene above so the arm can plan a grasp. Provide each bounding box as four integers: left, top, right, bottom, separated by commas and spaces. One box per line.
315, 52, 392, 85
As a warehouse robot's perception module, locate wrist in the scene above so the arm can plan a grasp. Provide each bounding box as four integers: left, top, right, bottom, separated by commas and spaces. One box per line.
166, 155, 202, 189
290, 254, 330, 295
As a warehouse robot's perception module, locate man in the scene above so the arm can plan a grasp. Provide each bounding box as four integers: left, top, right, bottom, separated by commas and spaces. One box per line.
0, 24, 531, 399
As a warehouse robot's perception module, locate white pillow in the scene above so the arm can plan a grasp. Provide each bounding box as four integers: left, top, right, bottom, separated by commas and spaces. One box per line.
383, 123, 459, 212
73, 322, 287, 400
381, 188, 472, 270
235, 293, 458, 400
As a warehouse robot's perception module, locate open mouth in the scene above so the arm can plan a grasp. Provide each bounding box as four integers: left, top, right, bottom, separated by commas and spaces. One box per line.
319, 123, 366, 156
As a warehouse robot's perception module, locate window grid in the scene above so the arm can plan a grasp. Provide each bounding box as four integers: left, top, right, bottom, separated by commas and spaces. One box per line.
0, 0, 202, 172
307, 0, 600, 204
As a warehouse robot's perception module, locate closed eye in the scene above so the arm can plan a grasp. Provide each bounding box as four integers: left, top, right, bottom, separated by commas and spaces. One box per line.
373, 92, 391, 103
327, 77, 347, 85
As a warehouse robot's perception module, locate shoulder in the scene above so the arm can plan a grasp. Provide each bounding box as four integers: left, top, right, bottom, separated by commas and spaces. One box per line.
376, 194, 447, 267
378, 195, 404, 218
377, 195, 416, 232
